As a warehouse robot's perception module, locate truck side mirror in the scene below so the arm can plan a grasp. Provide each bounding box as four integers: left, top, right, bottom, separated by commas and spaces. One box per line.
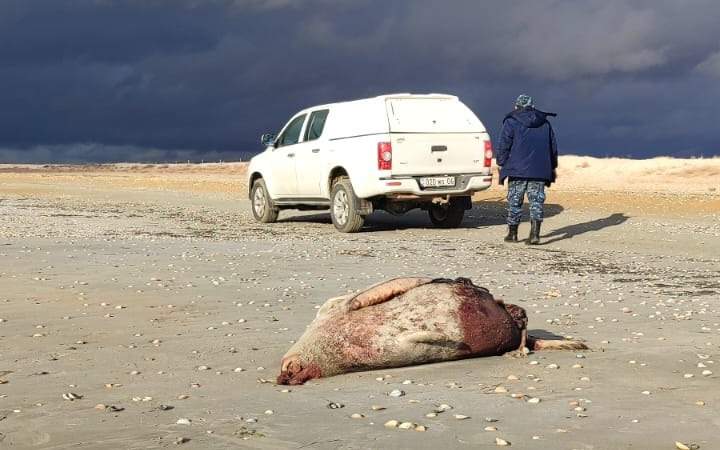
260, 133, 277, 147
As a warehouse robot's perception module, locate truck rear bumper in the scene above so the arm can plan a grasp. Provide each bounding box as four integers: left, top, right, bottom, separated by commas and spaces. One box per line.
362, 173, 493, 198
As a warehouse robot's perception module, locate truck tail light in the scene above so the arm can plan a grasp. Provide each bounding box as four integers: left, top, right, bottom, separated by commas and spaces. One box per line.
483, 140, 493, 167
378, 142, 392, 170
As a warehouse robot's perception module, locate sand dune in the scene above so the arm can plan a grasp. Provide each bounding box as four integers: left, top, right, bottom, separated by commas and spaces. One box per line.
2, 156, 718, 194
2, 156, 717, 217
552, 155, 720, 193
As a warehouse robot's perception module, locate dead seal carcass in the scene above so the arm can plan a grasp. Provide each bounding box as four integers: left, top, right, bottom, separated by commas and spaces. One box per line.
277, 277, 587, 385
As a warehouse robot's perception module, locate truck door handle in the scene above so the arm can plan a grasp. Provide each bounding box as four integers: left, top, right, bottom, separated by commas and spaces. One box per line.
287, 153, 295, 158
431, 145, 447, 152
311, 148, 320, 153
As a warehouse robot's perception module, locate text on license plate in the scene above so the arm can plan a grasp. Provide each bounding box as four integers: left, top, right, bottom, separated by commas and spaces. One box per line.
419, 176, 456, 188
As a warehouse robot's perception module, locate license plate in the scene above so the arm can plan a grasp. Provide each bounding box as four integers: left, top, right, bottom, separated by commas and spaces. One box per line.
419, 176, 456, 188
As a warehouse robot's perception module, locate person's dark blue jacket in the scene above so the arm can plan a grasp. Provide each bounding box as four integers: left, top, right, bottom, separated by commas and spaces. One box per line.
495, 107, 558, 186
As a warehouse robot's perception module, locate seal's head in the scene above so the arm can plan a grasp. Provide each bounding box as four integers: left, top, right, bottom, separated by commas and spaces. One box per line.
277, 354, 323, 385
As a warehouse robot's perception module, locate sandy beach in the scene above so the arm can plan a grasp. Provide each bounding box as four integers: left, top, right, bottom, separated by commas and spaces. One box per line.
1, 157, 719, 449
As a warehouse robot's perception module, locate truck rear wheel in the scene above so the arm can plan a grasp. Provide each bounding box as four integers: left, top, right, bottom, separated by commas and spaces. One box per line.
330, 177, 365, 233
251, 179, 279, 223
428, 201, 465, 228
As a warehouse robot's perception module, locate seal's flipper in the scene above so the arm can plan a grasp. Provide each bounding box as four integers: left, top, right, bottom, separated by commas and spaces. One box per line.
528, 337, 588, 351
399, 331, 466, 350
316, 294, 353, 318
349, 277, 433, 311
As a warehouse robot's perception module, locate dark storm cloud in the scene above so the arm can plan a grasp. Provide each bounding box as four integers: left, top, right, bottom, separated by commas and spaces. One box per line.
0, 0, 719, 163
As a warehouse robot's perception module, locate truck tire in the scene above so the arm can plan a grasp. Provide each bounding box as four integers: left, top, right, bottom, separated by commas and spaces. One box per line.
251, 178, 279, 223
428, 200, 465, 228
330, 177, 365, 233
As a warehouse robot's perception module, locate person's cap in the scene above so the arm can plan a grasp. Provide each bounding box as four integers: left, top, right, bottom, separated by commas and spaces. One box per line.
515, 94, 534, 108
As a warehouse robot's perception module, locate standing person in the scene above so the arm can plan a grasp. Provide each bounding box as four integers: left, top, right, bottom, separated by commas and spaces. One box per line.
495, 94, 558, 245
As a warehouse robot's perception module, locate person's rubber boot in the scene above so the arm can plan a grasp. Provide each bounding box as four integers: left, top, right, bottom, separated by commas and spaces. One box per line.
527, 220, 541, 245
504, 224, 519, 242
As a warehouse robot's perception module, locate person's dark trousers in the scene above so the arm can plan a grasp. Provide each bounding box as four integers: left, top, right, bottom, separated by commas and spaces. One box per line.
506, 178, 546, 244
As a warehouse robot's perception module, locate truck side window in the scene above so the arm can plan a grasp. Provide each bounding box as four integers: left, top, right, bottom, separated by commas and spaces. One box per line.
304, 109, 329, 141
277, 114, 307, 147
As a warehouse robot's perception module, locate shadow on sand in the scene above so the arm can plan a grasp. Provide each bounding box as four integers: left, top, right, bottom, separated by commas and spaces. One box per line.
278, 200, 565, 232
540, 213, 629, 245
527, 329, 570, 340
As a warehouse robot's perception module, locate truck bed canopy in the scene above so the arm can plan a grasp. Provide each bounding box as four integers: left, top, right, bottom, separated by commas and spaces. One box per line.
321, 94, 485, 140
386, 97, 485, 133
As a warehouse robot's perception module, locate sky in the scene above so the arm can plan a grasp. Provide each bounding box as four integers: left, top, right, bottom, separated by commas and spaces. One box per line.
1, 0, 719, 163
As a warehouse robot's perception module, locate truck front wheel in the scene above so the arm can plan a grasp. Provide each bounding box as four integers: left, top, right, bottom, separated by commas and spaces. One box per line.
251, 179, 279, 223
428, 200, 465, 228
330, 177, 365, 233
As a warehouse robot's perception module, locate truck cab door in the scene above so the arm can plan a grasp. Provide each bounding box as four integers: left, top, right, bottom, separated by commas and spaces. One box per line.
269, 113, 307, 197
294, 109, 329, 198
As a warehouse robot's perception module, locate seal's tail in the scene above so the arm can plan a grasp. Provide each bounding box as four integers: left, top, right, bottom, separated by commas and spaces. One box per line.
528, 337, 588, 351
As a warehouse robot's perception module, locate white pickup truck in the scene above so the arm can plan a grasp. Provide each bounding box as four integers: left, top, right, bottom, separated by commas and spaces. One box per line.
247, 93, 493, 232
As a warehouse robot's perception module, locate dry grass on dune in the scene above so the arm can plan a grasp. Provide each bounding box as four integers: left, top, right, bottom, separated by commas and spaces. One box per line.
484, 156, 719, 194
552, 155, 720, 193
0, 162, 249, 196
477, 155, 720, 216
